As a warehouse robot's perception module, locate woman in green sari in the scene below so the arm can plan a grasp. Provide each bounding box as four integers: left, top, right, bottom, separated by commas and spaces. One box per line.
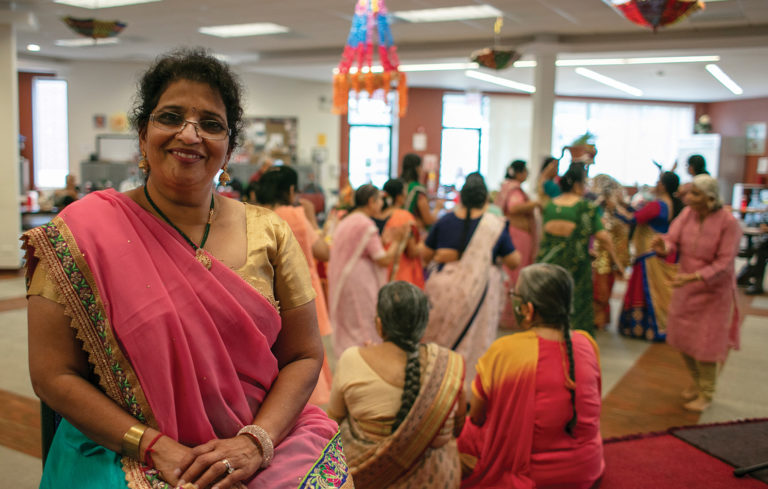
537, 164, 622, 335
401, 153, 443, 229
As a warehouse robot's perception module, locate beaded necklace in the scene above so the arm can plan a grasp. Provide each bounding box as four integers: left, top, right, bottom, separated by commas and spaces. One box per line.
143, 184, 215, 269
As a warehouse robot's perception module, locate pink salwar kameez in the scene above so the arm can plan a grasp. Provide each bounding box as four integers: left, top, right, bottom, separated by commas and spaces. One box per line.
663, 207, 742, 363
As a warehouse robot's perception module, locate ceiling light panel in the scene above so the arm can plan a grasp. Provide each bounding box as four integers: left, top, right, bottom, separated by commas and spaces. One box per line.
55, 38, 120, 47
575, 67, 643, 97
198, 23, 289, 38
54, 0, 161, 8
393, 5, 502, 23
705, 64, 743, 95
465, 70, 536, 93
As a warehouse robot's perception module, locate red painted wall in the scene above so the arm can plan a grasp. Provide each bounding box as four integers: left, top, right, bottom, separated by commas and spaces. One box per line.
708, 97, 768, 183
339, 87, 444, 188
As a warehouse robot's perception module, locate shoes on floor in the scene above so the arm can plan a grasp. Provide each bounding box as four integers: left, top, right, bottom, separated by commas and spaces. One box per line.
683, 395, 712, 412
745, 285, 765, 295
681, 385, 699, 401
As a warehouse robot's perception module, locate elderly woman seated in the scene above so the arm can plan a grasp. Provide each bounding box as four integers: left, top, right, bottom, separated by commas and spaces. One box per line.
327, 281, 466, 488
458, 264, 604, 489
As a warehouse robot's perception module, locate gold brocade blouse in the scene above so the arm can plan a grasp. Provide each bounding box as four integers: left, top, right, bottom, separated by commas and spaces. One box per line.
28, 203, 315, 313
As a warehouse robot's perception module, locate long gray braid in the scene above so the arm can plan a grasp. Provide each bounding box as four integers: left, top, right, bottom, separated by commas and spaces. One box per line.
377, 281, 430, 431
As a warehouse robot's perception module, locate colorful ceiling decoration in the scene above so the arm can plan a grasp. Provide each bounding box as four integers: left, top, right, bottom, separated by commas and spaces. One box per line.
470, 17, 520, 70
604, 0, 705, 32
332, 0, 407, 116
62, 16, 127, 39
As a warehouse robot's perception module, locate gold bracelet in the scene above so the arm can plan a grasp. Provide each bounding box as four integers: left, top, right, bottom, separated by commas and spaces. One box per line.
121, 423, 148, 460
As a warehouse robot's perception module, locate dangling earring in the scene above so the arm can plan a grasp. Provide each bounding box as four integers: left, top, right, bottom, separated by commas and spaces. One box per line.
138, 152, 149, 174
219, 165, 231, 185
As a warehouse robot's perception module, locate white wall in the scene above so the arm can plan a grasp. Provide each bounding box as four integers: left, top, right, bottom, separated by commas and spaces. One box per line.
485, 95, 533, 193
0, 25, 22, 268
41, 59, 340, 195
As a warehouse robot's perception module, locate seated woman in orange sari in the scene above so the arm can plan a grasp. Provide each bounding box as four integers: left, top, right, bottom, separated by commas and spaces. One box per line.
256, 166, 334, 405
328, 281, 466, 489
458, 264, 604, 489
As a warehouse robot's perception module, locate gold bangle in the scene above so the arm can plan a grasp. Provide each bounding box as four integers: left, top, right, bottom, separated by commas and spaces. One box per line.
121, 423, 148, 460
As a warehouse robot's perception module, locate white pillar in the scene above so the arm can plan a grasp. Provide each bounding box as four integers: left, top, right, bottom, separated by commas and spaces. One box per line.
527, 47, 557, 190
0, 24, 22, 268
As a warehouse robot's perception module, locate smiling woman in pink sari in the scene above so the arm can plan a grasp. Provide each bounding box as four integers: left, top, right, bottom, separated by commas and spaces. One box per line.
25, 49, 349, 489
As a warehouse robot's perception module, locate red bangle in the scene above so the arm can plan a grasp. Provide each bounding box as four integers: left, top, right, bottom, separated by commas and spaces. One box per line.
143, 433, 164, 468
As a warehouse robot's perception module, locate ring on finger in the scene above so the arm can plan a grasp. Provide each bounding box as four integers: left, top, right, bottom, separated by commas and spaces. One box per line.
220, 458, 235, 474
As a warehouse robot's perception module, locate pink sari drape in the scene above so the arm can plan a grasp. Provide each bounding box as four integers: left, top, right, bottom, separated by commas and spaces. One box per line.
496, 180, 537, 328
25, 190, 347, 489
274, 205, 333, 406
328, 212, 386, 358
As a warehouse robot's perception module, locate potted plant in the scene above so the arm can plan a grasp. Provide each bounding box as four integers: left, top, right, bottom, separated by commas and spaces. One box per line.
564, 132, 597, 163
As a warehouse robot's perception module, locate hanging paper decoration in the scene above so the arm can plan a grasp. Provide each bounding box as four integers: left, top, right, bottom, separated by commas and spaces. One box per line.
603, 0, 705, 32
333, 0, 407, 116
470, 16, 520, 70
62, 16, 127, 39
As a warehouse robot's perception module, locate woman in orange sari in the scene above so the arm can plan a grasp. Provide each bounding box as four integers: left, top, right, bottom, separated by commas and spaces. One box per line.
458, 264, 604, 489
376, 178, 424, 288
256, 166, 333, 405
329, 281, 465, 489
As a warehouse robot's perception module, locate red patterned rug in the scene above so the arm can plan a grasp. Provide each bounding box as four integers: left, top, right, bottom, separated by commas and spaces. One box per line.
602, 419, 768, 488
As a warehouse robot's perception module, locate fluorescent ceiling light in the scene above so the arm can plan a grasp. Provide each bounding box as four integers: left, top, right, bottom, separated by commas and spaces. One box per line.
394, 5, 502, 23
513, 55, 720, 69
55, 37, 119, 47
335, 62, 480, 75
199, 23, 289, 38
575, 67, 643, 97
54, 0, 161, 8
465, 70, 535, 93
705, 64, 743, 95
26, 44, 41, 52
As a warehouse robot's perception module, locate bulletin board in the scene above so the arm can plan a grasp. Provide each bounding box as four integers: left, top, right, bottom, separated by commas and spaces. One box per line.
231, 117, 298, 165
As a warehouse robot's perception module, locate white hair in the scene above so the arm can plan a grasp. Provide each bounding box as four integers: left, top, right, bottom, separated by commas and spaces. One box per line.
692, 174, 722, 211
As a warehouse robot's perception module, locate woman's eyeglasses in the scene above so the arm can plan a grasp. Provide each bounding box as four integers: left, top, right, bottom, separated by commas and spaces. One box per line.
150, 111, 230, 140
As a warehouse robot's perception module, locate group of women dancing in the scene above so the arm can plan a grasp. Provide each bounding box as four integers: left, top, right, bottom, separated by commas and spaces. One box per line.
25, 47, 741, 489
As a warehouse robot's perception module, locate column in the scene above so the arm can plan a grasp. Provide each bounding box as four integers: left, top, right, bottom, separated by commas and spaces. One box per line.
0, 24, 21, 268
528, 46, 557, 190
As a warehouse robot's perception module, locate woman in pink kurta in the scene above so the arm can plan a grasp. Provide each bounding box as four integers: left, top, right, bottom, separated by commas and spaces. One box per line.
495, 160, 540, 329
458, 264, 603, 489
328, 184, 403, 359
653, 174, 741, 412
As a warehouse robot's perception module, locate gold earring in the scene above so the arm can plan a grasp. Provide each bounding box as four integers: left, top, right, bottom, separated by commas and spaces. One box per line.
138, 153, 148, 174
219, 165, 231, 185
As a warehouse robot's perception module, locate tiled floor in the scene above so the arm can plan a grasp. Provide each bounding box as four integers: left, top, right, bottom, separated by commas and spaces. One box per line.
1, 271, 767, 488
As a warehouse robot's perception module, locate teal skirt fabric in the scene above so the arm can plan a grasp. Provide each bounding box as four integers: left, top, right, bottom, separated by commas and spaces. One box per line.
40, 419, 127, 488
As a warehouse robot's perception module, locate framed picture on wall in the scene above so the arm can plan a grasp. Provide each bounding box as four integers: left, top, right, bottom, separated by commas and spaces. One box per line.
746, 122, 766, 156
231, 117, 298, 165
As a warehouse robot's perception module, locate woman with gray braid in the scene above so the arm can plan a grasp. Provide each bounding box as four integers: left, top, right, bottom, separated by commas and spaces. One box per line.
458, 264, 604, 489
328, 281, 466, 489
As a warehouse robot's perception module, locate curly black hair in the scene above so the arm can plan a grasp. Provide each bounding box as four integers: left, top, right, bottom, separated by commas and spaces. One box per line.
129, 47, 244, 154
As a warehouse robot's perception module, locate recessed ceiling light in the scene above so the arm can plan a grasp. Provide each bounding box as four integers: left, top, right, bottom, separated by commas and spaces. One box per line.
394, 5, 502, 23
575, 67, 643, 97
55, 37, 120, 47
198, 23, 289, 38
705, 64, 743, 95
54, 0, 161, 8
465, 70, 535, 93
26, 44, 41, 52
